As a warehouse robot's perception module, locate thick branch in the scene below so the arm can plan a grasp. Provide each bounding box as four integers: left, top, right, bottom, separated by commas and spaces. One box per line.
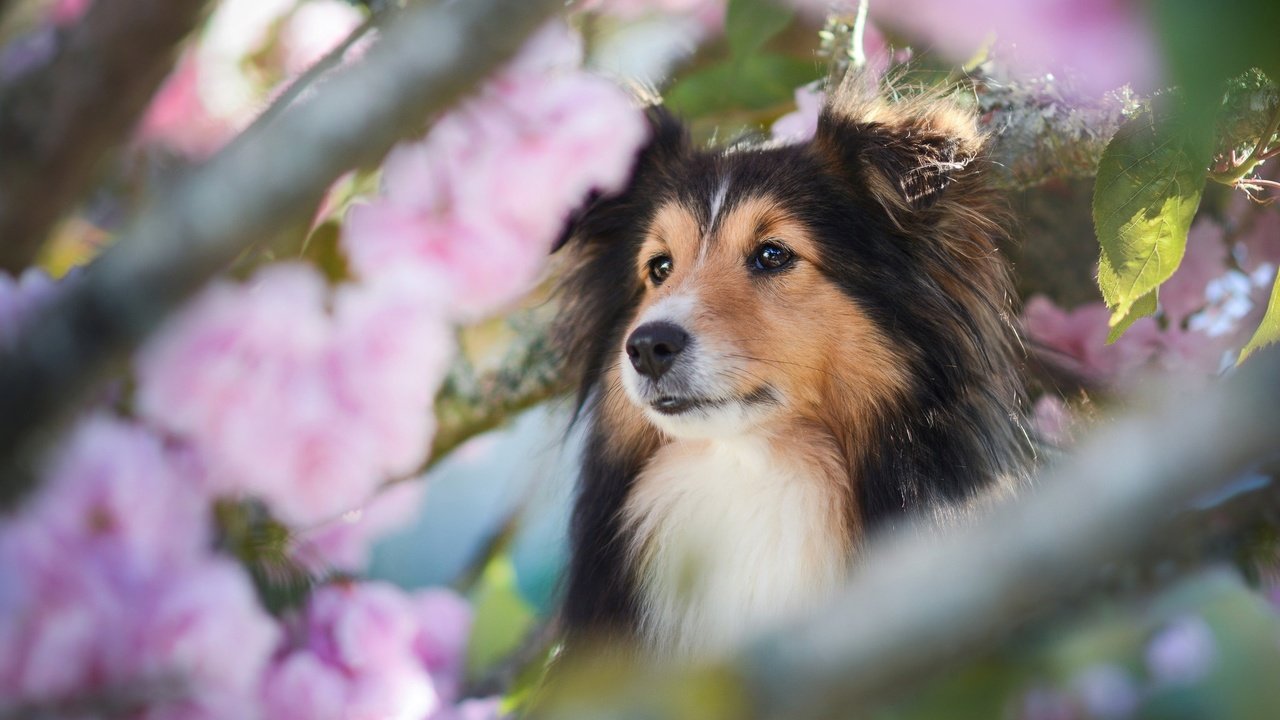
0, 0, 562, 509
0, 0, 213, 272
537, 346, 1280, 719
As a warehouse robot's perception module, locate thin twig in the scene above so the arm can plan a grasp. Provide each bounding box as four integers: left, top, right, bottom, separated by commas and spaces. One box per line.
241, 8, 383, 136
0, 0, 563, 510
849, 0, 869, 68
1210, 101, 1280, 186
0, 0, 214, 272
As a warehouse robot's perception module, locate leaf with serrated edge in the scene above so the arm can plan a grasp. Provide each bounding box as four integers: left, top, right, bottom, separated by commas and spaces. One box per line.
1239, 275, 1280, 362
1105, 289, 1157, 344
1093, 110, 1211, 330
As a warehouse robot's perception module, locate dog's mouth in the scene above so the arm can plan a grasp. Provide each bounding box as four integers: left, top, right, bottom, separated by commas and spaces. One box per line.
648, 387, 777, 416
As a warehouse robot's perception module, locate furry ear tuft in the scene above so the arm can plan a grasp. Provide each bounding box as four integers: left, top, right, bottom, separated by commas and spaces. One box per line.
551, 105, 689, 253
812, 73, 985, 219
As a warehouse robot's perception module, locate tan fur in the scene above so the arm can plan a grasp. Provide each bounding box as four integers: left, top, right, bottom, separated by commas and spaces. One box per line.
613, 194, 918, 591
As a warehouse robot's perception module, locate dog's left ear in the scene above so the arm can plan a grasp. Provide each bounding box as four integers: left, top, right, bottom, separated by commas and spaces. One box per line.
811, 85, 983, 221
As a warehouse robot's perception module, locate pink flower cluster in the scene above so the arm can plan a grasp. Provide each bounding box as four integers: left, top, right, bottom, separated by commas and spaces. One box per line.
136, 265, 453, 528
263, 583, 491, 720
342, 22, 647, 320
1026, 213, 1278, 389
871, 0, 1162, 98
0, 416, 279, 718
2, 10, 649, 718
138, 0, 364, 157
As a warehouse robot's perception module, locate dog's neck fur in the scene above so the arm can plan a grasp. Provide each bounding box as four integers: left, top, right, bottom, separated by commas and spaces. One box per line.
621, 427, 853, 657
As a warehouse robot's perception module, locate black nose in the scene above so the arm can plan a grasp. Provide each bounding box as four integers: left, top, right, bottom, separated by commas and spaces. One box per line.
626, 322, 689, 381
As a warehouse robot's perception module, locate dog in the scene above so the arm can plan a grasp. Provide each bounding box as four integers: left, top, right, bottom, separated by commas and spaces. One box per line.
552, 74, 1036, 658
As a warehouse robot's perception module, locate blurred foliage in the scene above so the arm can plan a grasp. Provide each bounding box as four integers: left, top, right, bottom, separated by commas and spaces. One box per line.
467, 555, 538, 680
665, 0, 823, 140
1151, 0, 1280, 134
884, 568, 1280, 719
215, 499, 316, 615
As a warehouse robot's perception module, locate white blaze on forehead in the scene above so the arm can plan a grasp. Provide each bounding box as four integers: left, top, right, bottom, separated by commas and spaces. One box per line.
699, 175, 732, 265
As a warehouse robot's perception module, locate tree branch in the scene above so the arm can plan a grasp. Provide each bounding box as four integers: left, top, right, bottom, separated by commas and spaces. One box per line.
427, 308, 571, 470
0, 0, 213, 272
535, 346, 1280, 719
0, 0, 562, 509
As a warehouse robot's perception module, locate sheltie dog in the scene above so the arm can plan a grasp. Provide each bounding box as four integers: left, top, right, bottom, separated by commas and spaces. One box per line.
553, 74, 1036, 658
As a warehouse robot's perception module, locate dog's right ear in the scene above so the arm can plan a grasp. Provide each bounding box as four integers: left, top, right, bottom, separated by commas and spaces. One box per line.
551, 105, 689, 253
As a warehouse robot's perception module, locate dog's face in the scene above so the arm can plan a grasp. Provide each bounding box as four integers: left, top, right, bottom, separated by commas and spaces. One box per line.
559, 98, 1008, 447
619, 185, 905, 439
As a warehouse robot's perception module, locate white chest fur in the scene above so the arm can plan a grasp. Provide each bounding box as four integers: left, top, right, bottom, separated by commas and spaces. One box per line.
622, 435, 852, 657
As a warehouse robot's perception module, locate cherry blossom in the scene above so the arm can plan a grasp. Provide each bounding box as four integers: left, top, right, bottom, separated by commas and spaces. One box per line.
135, 264, 453, 526
262, 582, 483, 720
0, 416, 278, 718
341, 22, 647, 320
871, 0, 1161, 97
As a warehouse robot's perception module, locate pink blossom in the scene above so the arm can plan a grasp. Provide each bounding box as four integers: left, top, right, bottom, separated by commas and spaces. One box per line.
0, 416, 278, 717
342, 22, 647, 320
136, 264, 453, 527
1160, 219, 1229, 326
1023, 296, 1162, 383
263, 583, 478, 720
137, 52, 239, 157
291, 480, 427, 574
1233, 202, 1280, 274
871, 0, 1162, 98
0, 267, 61, 345
49, 0, 92, 25
277, 1, 365, 77
771, 84, 826, 142
413, 590, 474, 705
1031, 395, 1073, 446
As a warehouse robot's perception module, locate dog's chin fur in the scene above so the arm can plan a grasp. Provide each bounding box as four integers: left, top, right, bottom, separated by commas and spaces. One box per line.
554, 72, 1037, 658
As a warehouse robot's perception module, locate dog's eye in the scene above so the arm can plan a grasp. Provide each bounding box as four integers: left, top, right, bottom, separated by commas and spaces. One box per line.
752, 242, 795, 272
647, 255, 674, 285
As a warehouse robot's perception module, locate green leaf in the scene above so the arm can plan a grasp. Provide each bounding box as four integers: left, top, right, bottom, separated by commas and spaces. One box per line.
1104, 289, 1157, 344
466, 555, 536, 679
665, 54, 820, 119
725, 0, 793, 57
1092, 107, 1212, 334
1239, 273, 1280, 361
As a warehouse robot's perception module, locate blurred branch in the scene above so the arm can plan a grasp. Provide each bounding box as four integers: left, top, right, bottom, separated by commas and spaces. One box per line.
536, 346, 1280, 719
0, 0, 213, 273
0, 0, 562, 510
244, 6, 383, 134
427, 308, 571, 469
